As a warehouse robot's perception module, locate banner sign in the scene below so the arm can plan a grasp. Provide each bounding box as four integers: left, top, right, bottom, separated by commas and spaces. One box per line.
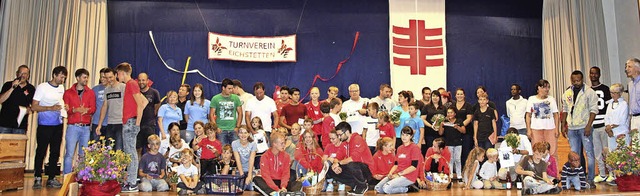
208, 32, 296, 62
389, 0, 446, 97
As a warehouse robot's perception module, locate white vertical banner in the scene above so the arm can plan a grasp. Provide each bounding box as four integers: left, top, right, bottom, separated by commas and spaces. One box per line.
389, 0, 446, 98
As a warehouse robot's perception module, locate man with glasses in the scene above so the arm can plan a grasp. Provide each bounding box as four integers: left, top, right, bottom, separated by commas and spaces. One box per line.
341, 84, 369, 135
0, 65, 35, 134
328, 122, 373, 195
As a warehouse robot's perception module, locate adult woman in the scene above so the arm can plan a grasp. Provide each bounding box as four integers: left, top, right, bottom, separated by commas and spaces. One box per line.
374, 126, 422, 194
158, 91, 182, 140
184, 84, 210, 143
525, 79, 559, 158
232, 126, 257, 189
392, 91, 412, 148
421, 91, 445, 154
293, 130, 324, 178
604, 83, 630, 152
454, 88, 475, 177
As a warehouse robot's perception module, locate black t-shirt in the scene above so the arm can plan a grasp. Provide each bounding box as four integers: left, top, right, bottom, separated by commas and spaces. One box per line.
141, 87, 161, 127
176, 99, 188, 130
591, 84, 611, 128
472, 101, 497, 116
473, 107, 495, 142
443, 118, 465, 146
0, 81, 36, 129
455, 102, 474, 136
421, 103, 446, 138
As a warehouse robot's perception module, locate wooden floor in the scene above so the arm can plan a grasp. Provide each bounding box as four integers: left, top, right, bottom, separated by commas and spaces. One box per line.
2, 136, 639, 195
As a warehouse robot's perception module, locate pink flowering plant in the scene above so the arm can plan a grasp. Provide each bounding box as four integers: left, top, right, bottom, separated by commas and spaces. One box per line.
605, 130, 640, 177
75, 137, 131, 183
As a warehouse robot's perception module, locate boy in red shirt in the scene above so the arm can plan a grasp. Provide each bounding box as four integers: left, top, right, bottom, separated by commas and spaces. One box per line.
253, 132, 303, 195
320, 102, 335, 149
196, 123, 222, 176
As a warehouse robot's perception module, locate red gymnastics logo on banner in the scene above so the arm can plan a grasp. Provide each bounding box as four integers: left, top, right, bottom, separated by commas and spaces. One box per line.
208, 32, 296, 62
392, 19, 444, 75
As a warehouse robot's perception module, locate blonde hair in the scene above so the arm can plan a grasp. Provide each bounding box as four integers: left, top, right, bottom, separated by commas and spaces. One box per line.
147, 134, 160, 144
328, 86, 339, 93
376, 137, 394, 152
610, 83, 624, 93
463, 147, 486, 184
486, 148, 498, 157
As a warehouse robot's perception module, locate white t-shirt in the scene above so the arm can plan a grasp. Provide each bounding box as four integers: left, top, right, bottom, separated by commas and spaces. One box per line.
238, 93, 254, 126
176, 164, 199, 183
341, 97, 369, 134
370, 96, 397, 113
526, 95, 559, 130
33, 82, 66, 125
499, 135, 532, 163
364, 116, 380, 147
506, 97, 528, 129
245, 96, 277, 132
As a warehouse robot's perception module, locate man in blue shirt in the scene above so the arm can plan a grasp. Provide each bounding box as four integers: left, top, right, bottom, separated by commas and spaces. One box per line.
91, 68, 109, 141
625, 58, 640, 142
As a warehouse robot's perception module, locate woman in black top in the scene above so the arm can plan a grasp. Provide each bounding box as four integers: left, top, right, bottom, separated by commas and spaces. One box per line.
454, 88, 475, 176
420, 91, 446, 155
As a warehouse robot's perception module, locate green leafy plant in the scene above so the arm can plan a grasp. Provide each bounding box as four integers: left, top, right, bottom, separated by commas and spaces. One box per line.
504, 133, 520, 149
605, 130, 640, 177
75, 137, 132, 183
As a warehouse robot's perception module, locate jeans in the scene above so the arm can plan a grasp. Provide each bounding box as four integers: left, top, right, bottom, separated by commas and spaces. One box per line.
105, 124, 123, 150
217, 130, 238, 146
34, 124, 63, 178
123, 118, 140, 185
90, 124, 104, 141
567, 128, 595, 182
608, 133, 630, 151
448, 145, 462, 178
374, 176, 413, 194
63, 125, 90, 174
0, 126, 25, 134
565, 175, 582, 191
592, 127, 608, 177
139, 178, 169, 192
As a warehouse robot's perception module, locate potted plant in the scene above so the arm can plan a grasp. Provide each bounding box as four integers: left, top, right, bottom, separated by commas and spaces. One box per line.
75, 137, 131, 195
605, 130, 640, 191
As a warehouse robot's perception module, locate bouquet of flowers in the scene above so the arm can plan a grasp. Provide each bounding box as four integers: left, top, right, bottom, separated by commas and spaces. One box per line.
339, 112, 348, 121
75, 137, 132, 183
431, 114, 446, 130
605, 130, 640, 177
504, 133, 520, 149
390, 110, 402, 125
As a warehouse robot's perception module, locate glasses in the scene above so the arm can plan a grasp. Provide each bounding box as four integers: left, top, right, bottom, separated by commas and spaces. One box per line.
336, 132, 345, 136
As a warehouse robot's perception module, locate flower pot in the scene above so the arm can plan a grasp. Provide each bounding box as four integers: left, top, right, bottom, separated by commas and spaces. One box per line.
80, 180, 121, 196
616, 174, 640, 192
170, 183, 178, 192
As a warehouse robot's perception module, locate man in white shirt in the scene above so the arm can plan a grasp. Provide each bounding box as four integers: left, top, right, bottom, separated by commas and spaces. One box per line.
233, 79, 254, 126
506, 84, 528, 135
369, 84, 397, 113
341, 84, 369, 134
245, 82, 278, 137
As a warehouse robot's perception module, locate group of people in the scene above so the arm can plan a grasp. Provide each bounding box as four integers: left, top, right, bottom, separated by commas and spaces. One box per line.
0, 58, 639, 195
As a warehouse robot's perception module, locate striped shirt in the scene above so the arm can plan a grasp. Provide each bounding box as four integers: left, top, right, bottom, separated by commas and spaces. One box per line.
560, 162, 587, 190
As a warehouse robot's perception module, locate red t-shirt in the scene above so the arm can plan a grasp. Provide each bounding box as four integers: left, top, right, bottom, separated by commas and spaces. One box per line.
281, 103, 306, 127
321, 116, 335, 149
294, 144, 324, 172
346, 133, 373, 168
198, 138, 222, 159
324, 142, 347, 161
424, 146, 451, 174
122, 80, 140, 123
276, 99, 292, 116
395, 143, 422, 182
305, 101, 323, 136
379, 122, 395, 139
372, 151, 395, 176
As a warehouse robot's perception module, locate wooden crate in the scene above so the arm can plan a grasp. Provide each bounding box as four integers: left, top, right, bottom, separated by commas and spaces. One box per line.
0, 134, 28, 163
0, 162, 25, 192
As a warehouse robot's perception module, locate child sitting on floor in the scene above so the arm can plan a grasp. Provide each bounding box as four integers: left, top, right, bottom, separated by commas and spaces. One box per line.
176, 149, 205, 195
462, 147, 486, 189
478, 148, 503, 189
516, 142, 561, 195
560, 151, 587, 191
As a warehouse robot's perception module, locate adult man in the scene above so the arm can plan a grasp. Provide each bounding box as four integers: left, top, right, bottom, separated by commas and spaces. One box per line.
341, 84, 369, 134
245, 82, 278, 136
31, 66, 67, 189
0, 65, 35, 134
252, 132, 303, 195
232, 79, 254, 126
416, 87, 431, 110
329, 122, 373, 195
138, 73, 161, 154
561, 70, 598, 187
91, 68, 110, 141
96, 68, 125, 150
115, 62, 149, 192
370, 84, 397, 113
62, 68, 96, 175
589, 66, 613, 183
177, 84, 190, 139
279, 88, 307, 130
506, 84, 528, 135
626, 58, 640, 143
209, 78, 243, 145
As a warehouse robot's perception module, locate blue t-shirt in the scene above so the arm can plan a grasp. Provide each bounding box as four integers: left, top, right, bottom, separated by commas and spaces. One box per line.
139, 152, 166, 177
158, 104, 183, 135
184, 99, 211, 131
403, 115, 425, 143
231, 140, 257, 173
392, 106, 421, 138
92, 84, 107, 126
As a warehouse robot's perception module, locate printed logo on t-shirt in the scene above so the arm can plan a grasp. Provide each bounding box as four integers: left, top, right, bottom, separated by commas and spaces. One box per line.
330, 153, 337, 158
106, 92, 122, 99
398, 153, 407, 159
148, 161, 159, 173
532, 101, 552, 119
219, 101, 235, 120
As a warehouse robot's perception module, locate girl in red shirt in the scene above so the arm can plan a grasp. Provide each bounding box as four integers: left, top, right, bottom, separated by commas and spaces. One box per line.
378, 112, 396, 143
293, 130, 324, 178
374, 126, 422, 194
371, 137, 396, 185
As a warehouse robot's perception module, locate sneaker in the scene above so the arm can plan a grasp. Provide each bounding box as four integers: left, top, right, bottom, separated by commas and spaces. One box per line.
196, 187, 206, 194
325, 183, 334, 192
594, 175, 606, 183
408, 184, 420, 192
46, 178, 62, 188
354, 184, 368, 195
32, 177, 42, 189
178, 189, 188, 196
607, 181, 617, 186
338, 184, 346, 191
588, 181, 596, 189
547, 187, 562, 194
280, 191, 306, 196
606, 175, 616, 183
347, 185, 357, 195
121, 184, 139, 192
